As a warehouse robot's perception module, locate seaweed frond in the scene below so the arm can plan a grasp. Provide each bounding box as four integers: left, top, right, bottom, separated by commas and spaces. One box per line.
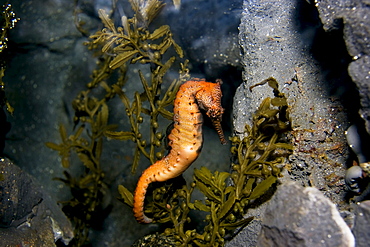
89, 6, 188, 172
129, 0, 166, 27
0, 3, 19, 54
46, 99, 115, 246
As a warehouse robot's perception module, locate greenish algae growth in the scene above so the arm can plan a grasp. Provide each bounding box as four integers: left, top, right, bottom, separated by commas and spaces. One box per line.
124, 77, 293, 246
46, 0, 188, 245
0, 3, 19, 115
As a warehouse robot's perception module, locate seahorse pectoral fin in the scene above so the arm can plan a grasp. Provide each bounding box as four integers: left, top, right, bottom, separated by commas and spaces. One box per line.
211, 117, 227, 145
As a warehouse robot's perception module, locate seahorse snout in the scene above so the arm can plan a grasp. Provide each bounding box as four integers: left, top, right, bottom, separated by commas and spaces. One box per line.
211, 117, 227, 145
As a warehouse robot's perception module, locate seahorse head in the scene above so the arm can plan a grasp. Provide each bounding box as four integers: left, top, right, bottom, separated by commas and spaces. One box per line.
196, 79, 227, 145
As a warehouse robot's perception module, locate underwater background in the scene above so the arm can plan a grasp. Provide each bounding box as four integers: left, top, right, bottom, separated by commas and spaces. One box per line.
1, 0, 370, 246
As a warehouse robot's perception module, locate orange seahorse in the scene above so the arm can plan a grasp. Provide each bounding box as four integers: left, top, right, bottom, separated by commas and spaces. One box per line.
133, 78, 227, 223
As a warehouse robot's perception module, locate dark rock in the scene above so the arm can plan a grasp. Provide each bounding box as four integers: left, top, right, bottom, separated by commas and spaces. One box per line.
0, 158, 73, 246
257, 182, 354, 247
352, 200, 370, 247
161, 0, 243, 77
316, 0, 370, 134
0, 107, 11, 155
3, 0, 95, 199
348, 55, 370, 133
0, 158, 43, 227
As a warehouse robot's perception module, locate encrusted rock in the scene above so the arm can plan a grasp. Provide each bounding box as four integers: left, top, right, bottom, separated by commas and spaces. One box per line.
352, 200, 370, 247
257, 181, 354, 247
229, 0, 351, 245
348, 55, 370, 133
316, 0, 370, 134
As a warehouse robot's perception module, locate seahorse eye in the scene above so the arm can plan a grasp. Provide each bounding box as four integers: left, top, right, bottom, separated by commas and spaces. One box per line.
207, 108, 221, 119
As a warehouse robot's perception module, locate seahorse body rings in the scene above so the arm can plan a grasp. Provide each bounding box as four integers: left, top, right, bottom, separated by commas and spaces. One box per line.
133, 78, 226, 223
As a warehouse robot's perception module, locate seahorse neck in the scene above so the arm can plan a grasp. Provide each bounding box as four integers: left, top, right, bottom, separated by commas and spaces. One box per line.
173, 82, 203, 115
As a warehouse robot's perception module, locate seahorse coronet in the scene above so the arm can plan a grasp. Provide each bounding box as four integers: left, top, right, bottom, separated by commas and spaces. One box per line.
132, 79, 226, 223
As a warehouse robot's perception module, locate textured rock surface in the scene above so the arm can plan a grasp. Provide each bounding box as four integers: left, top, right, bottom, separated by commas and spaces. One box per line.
228, 0, 358, 245
163, 0, 242, 75
316, 0, 370, 134
0, 158, 73, 246
352, 200, 370, 247
234, 1, 353, 206
3, 0, 96, 200
257, 182, 354, 247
